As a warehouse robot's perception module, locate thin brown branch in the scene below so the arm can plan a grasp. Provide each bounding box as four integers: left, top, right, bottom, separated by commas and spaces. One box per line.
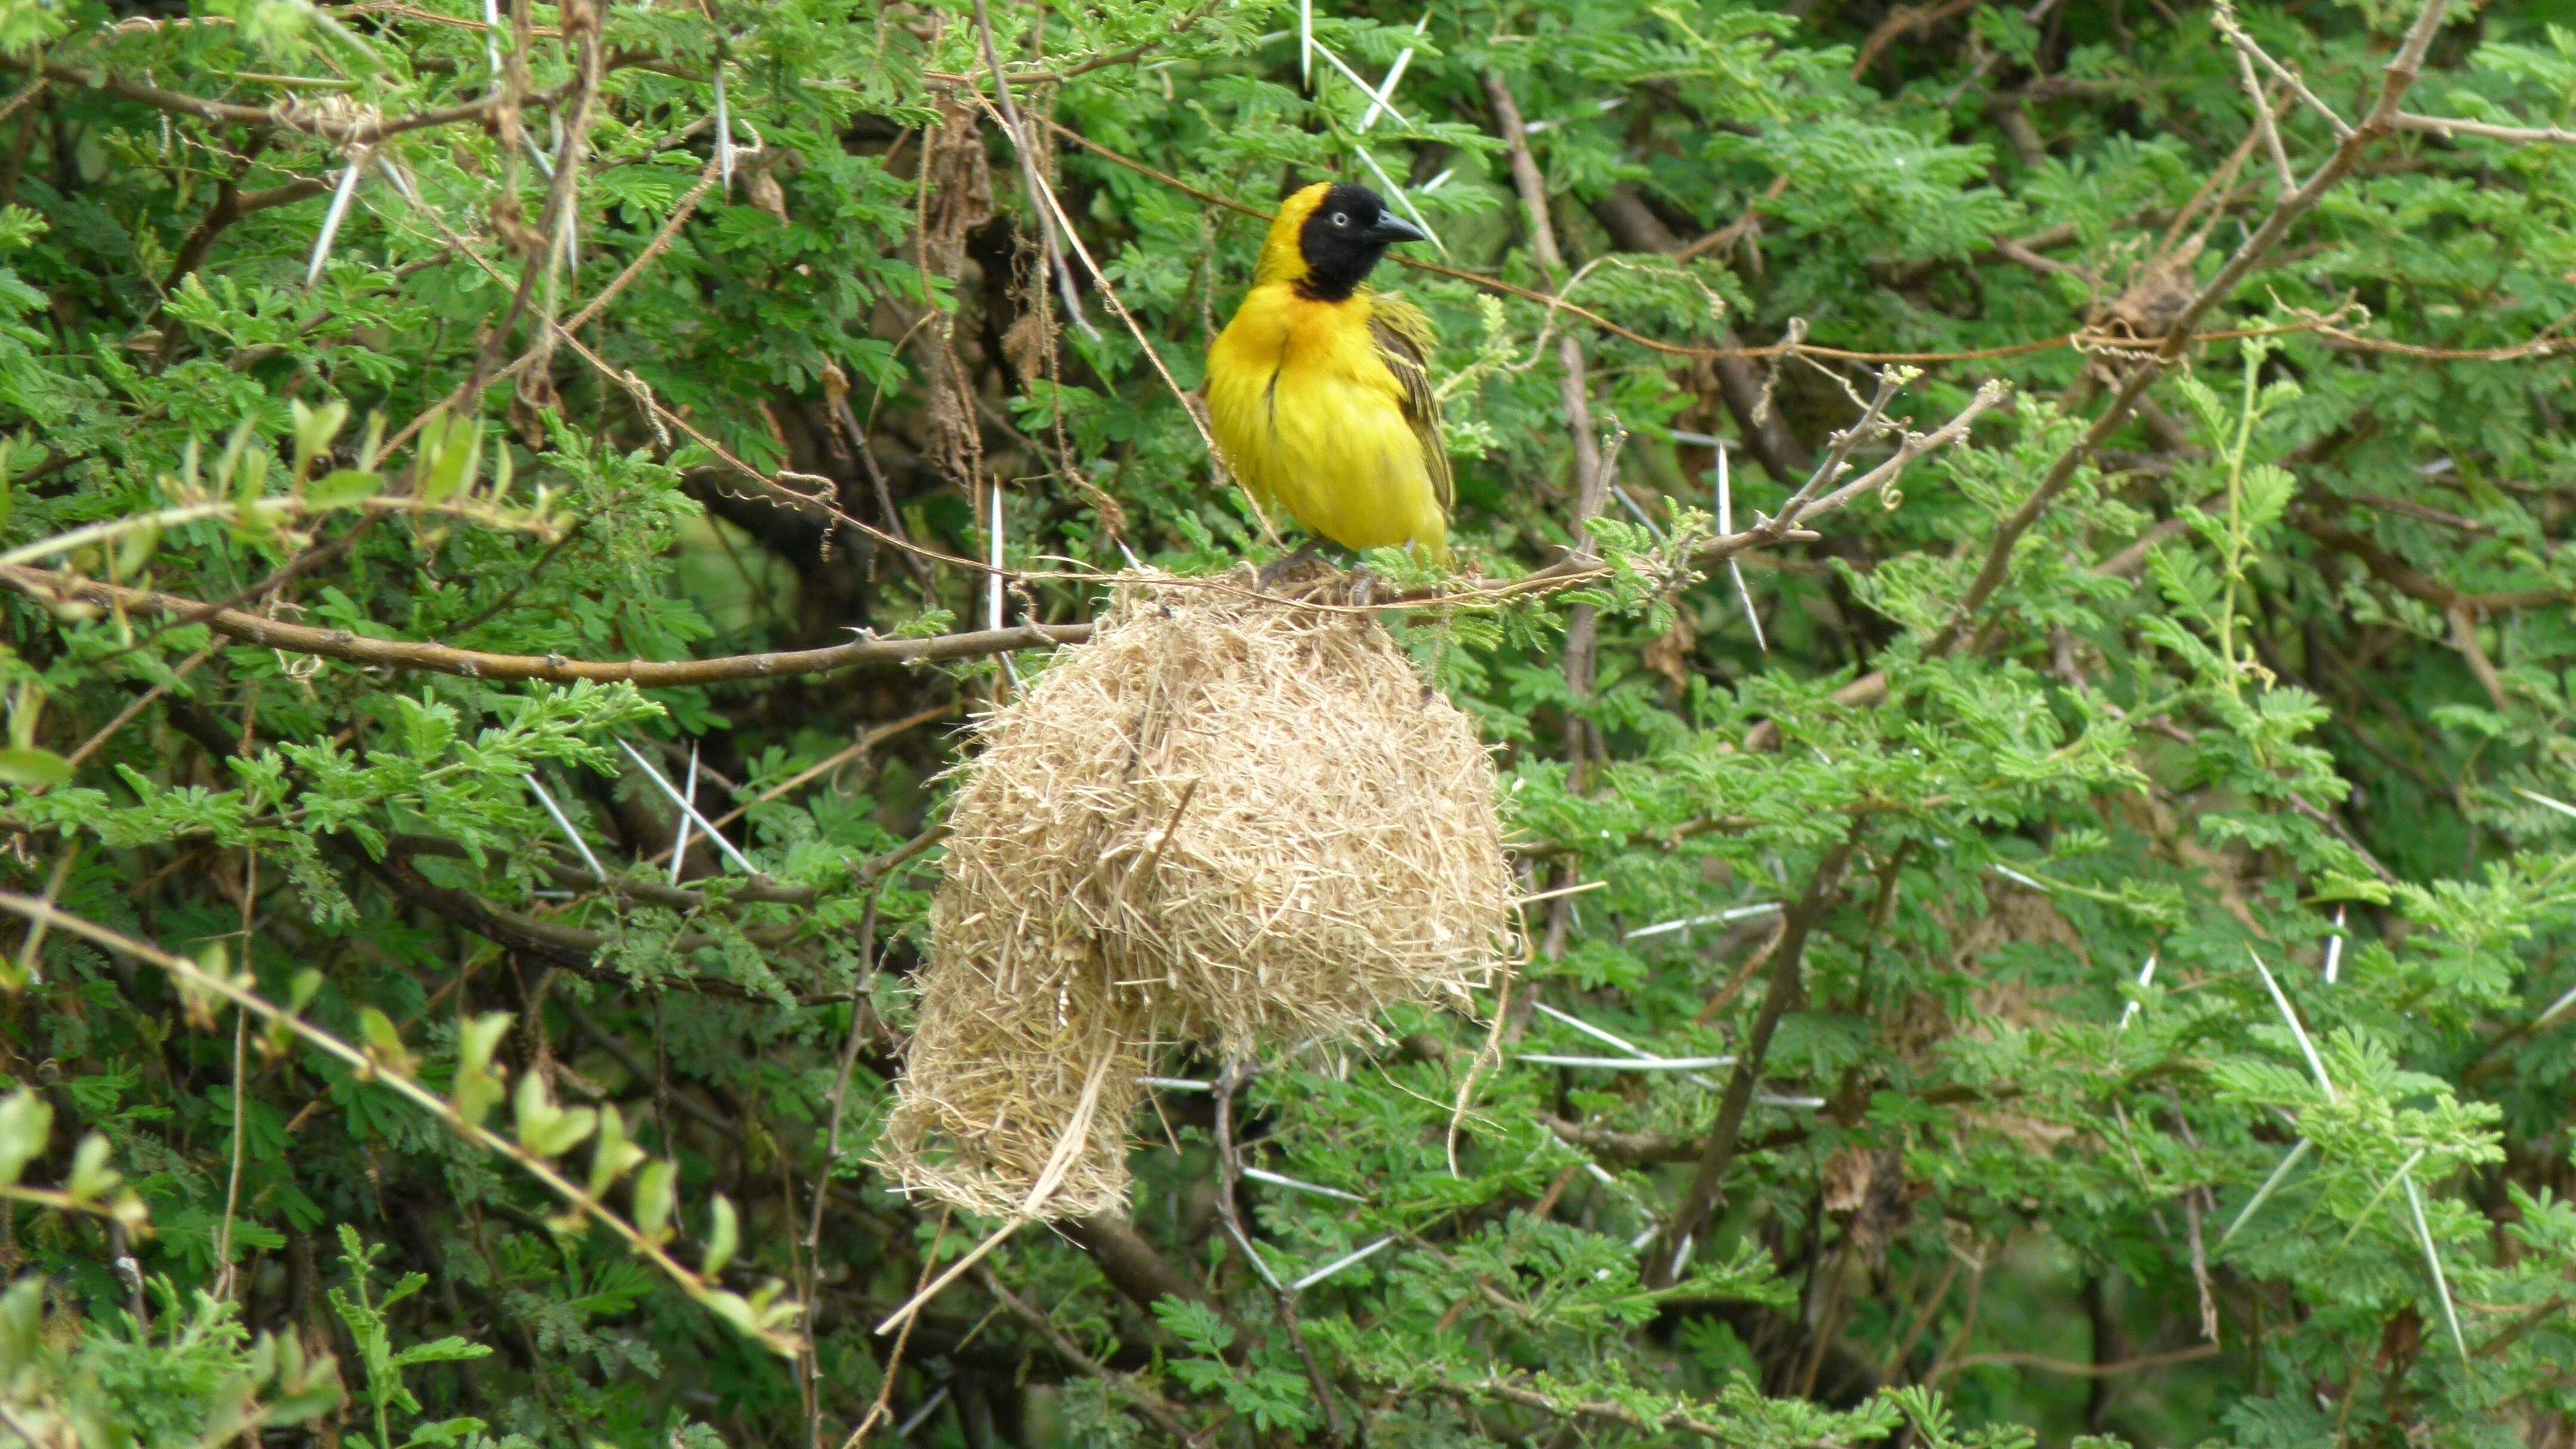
388, 834, 817, 908
2297, 520, 2566, 613
1850, 0, 1986, 78
34, 60, 521, 141
973, 1266, 1199, 1442
2214, 4, 2353, 138
2447, 603, 2513, 713
0, 891, 802, 1354
1212, 1065, 1351, 1445
2392, 111, 2576, 147
1448, 1377, 1739, 1443
1485, 71, 1608, 780
159, 137, 332, 298
1541, 1116, 1702, 1165
1946, 1343, 2221, 1377
1648, 837, 1855, 1286
0, 564, 1087, 686
2227, 45, 2296, 194
972, 0, 1096, 338
1040, 115, 2513, 372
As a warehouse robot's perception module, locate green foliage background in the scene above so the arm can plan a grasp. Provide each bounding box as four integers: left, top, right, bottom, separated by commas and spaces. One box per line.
0, 0, 2572, 1444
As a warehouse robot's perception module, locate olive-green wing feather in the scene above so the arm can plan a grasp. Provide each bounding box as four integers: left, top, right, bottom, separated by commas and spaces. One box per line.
1364, 292, 1453, 513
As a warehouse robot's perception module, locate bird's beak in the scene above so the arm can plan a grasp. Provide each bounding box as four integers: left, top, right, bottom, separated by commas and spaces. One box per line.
1364, 213, 1429, 246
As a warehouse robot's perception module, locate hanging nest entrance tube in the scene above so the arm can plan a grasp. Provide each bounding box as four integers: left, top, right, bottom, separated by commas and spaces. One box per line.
875, 569, 1513, 1221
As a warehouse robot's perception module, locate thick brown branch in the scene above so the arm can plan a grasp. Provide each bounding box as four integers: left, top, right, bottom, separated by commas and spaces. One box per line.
1065, 1215, 1223, 1313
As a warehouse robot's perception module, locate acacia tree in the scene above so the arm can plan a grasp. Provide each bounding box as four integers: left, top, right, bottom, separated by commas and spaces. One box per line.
0, 0, 2572, 1444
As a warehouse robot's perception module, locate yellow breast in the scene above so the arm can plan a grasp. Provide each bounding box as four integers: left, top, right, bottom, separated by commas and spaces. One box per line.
1206, 285, 1449, 561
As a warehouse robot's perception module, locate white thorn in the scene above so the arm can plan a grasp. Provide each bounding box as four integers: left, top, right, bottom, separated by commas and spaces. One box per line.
1290, 1236, 1393, 1293
714, 61, 735, 190
522, 773, 605, 878
619, 739, 757, 875
1516, 1053, 1741, 1072
2119, 952, 2159, 1030
304, 164, 363, 289
1622, 902, 1781, 942
1241, 1166, 1368, 1203
1350, 141, 1444, 256
2250, 948, 2336, 1103
988, 481, 1007, 634
668, 742, 700, 886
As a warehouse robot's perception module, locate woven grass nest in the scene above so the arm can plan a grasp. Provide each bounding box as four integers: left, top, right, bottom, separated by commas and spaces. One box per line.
875, 569, 1513, 1221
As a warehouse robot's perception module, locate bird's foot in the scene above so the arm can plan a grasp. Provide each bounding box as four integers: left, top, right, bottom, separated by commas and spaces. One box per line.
1256, 547, 1337, 594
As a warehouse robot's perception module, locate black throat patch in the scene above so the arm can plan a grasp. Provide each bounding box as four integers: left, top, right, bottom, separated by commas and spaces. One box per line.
1293, 183, 1394, 303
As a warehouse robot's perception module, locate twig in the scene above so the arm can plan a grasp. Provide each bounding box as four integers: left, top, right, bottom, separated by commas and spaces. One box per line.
2392, 112, 2576, 147
1448, 1377, 1739, 1444
32, 60, 524, 141
647, 706, 953, 866
0, 892, 802, 1354
1946, 1343, 2220, 1377
1037, 115, 2485, 368
1779, 367, 1906, 527
1923, 0, 2457, 658
1649, 838, 1855, 1284
972, 1266, 1198, 1441
1486, 68, 1610, 811
2225, 42, 2296, 194
0, 563, 1088, 686
2213, 5, 2353, 138
972, 0, 1097, 338
1214, 1064, 1351, 1444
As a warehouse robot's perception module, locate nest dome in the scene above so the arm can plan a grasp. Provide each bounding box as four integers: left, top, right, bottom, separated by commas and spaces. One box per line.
875, 571, 1512, 1219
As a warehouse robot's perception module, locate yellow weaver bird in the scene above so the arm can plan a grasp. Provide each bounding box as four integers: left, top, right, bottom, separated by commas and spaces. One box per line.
1208, 182, 1452, 566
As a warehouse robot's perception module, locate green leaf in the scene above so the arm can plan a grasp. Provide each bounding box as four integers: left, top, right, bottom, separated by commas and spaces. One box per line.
587, 1104, 646, 1199
64, 1134, 118, 1202
451, 1011, 512, 1132
0, 748, 72, 788
0, 1090, 50, 1186
633, 1160, 679, 1244
512, 1072, 596, 1160
305, 469, 383, 510
357, 1008, 416, 1075
701, 1194, 739, 1277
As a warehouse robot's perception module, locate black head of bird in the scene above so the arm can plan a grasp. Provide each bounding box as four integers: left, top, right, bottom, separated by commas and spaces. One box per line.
1292, 183, 1430, 302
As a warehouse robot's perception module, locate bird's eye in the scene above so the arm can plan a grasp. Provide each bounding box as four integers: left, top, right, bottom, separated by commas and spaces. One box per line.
1330, 212, 1350, 227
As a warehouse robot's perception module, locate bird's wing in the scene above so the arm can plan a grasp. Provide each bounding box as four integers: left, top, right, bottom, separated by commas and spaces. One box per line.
1364, 292, 1453, 513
